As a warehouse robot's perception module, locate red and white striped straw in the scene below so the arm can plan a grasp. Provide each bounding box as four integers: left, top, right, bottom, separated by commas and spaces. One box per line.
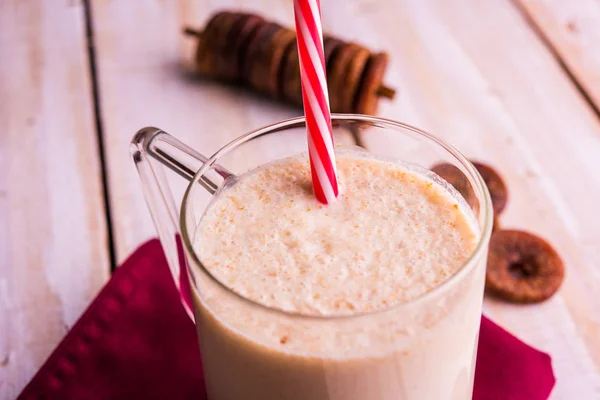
293, 0, 339, 204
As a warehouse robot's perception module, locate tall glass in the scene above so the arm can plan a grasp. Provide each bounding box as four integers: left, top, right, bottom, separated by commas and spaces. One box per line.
131, 115, 493, 400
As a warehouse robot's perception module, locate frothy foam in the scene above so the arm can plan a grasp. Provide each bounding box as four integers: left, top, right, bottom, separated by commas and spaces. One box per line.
195, 152, 478, 316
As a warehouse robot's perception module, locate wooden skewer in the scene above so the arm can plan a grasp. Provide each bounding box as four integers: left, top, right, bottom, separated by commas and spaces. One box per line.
377, 85, 396, 99
183, 27, 203, 37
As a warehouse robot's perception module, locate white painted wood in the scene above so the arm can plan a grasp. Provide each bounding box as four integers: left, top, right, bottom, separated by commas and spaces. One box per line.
324, 0, 600, 397
6, 0, 600, 398
0, 1, 110, 397
516, 0, 600, 111
90, 0, 355, 263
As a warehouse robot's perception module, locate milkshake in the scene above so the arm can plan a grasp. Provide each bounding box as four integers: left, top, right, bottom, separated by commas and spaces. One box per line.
191, 151, 485, 400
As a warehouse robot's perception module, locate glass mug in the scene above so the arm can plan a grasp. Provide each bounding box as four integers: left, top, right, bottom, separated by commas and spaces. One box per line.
131, 115, 493, 400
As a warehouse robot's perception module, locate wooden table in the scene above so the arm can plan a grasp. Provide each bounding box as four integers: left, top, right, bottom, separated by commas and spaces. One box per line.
2, 0, 599, 398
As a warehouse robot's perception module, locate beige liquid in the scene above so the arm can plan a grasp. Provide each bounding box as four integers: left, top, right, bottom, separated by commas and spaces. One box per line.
191, 152, 485, 400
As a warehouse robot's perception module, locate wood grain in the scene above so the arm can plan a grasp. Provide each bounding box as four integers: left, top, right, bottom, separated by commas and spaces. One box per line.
5, 0, 600, 398
323, 0, 600, 397
514, 0, 600, 112
89, 0, 355, 263
0, 0, 110, 397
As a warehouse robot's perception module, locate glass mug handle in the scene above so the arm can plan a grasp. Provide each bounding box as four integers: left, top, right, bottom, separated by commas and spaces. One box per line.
130, 127, 232, 321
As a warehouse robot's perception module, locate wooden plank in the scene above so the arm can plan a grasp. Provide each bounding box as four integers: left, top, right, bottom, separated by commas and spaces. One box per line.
0, 1, 110, 397
89, 0, 356, 263
91, 0, 600, 396
514, 0, 600, 112
322, 0, 600, 398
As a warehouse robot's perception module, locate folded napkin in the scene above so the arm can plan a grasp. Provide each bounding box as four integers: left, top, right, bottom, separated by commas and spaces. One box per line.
18, 239, 555, 400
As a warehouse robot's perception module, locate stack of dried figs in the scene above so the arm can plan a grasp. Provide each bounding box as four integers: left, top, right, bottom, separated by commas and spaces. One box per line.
432, 162, 564, 304
184, 10, 396, 115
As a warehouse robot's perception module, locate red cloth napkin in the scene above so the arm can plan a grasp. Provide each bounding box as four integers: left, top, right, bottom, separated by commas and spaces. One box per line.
18, 239, 555, 400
